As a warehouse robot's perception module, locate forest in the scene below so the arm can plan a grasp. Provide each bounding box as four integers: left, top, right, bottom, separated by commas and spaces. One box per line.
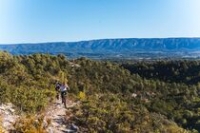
0, 51, 200, 132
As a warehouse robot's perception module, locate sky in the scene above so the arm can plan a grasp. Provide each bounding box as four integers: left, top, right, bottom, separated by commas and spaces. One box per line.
0, 0, 200, 44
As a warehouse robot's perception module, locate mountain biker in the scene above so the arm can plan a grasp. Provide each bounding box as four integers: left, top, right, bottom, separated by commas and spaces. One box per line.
60, 82, 70, 108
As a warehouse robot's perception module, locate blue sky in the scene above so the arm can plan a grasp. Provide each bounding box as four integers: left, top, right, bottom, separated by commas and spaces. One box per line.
0, 0, 200, 43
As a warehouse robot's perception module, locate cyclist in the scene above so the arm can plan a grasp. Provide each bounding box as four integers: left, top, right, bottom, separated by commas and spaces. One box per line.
60, 82, 70, 108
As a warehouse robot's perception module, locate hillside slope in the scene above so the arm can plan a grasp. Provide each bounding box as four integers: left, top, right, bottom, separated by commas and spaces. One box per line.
0, 52, 198, 132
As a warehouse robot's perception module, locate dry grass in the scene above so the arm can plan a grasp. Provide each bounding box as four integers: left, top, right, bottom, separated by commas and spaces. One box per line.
13, 115, 51, 133
0, 116, 5, 133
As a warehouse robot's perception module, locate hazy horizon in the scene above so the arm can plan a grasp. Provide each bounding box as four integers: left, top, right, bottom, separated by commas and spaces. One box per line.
1, 37, 200, 45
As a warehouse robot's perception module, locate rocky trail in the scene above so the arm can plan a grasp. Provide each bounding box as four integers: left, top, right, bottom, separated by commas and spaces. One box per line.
0, 103, 18, 132
0, 99, 79, 133
45, 99, 79, 133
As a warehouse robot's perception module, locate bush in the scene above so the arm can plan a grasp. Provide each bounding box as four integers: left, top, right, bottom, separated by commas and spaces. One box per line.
11, 87, 54, 113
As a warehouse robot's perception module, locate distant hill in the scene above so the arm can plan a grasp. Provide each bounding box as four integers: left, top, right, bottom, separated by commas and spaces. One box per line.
1, 38, 200, 59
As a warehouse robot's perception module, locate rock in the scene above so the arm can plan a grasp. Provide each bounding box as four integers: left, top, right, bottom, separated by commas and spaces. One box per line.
0, 103, 18, 132
70, 123, 79, 132
131, 93, 137, 98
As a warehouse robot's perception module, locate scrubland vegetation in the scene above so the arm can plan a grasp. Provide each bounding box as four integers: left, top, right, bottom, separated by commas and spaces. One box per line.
0, 51, 200, 132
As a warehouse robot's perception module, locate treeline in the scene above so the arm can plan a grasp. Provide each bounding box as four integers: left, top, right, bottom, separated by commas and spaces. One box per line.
122, 60, 200, 84
0, 51, 198, 132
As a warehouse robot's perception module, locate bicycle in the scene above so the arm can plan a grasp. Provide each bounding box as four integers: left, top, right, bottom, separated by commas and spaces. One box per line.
61, 91, 67, 108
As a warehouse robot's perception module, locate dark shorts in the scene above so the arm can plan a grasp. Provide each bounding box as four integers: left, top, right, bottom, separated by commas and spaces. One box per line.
61, 91, 67, 98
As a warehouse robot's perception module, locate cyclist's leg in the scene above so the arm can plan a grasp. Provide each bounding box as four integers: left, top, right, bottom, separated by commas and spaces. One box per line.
61, 91, 67, 108
63, 95, 67, 108
61, 93, 64, 103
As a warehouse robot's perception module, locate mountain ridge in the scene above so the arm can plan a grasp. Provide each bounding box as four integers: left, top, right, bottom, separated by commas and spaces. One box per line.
1, 38, 200, 59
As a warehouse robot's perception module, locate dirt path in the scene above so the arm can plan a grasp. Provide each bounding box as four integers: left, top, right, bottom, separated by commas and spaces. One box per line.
0, 99, 79, 133
45, 99, 79, 133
